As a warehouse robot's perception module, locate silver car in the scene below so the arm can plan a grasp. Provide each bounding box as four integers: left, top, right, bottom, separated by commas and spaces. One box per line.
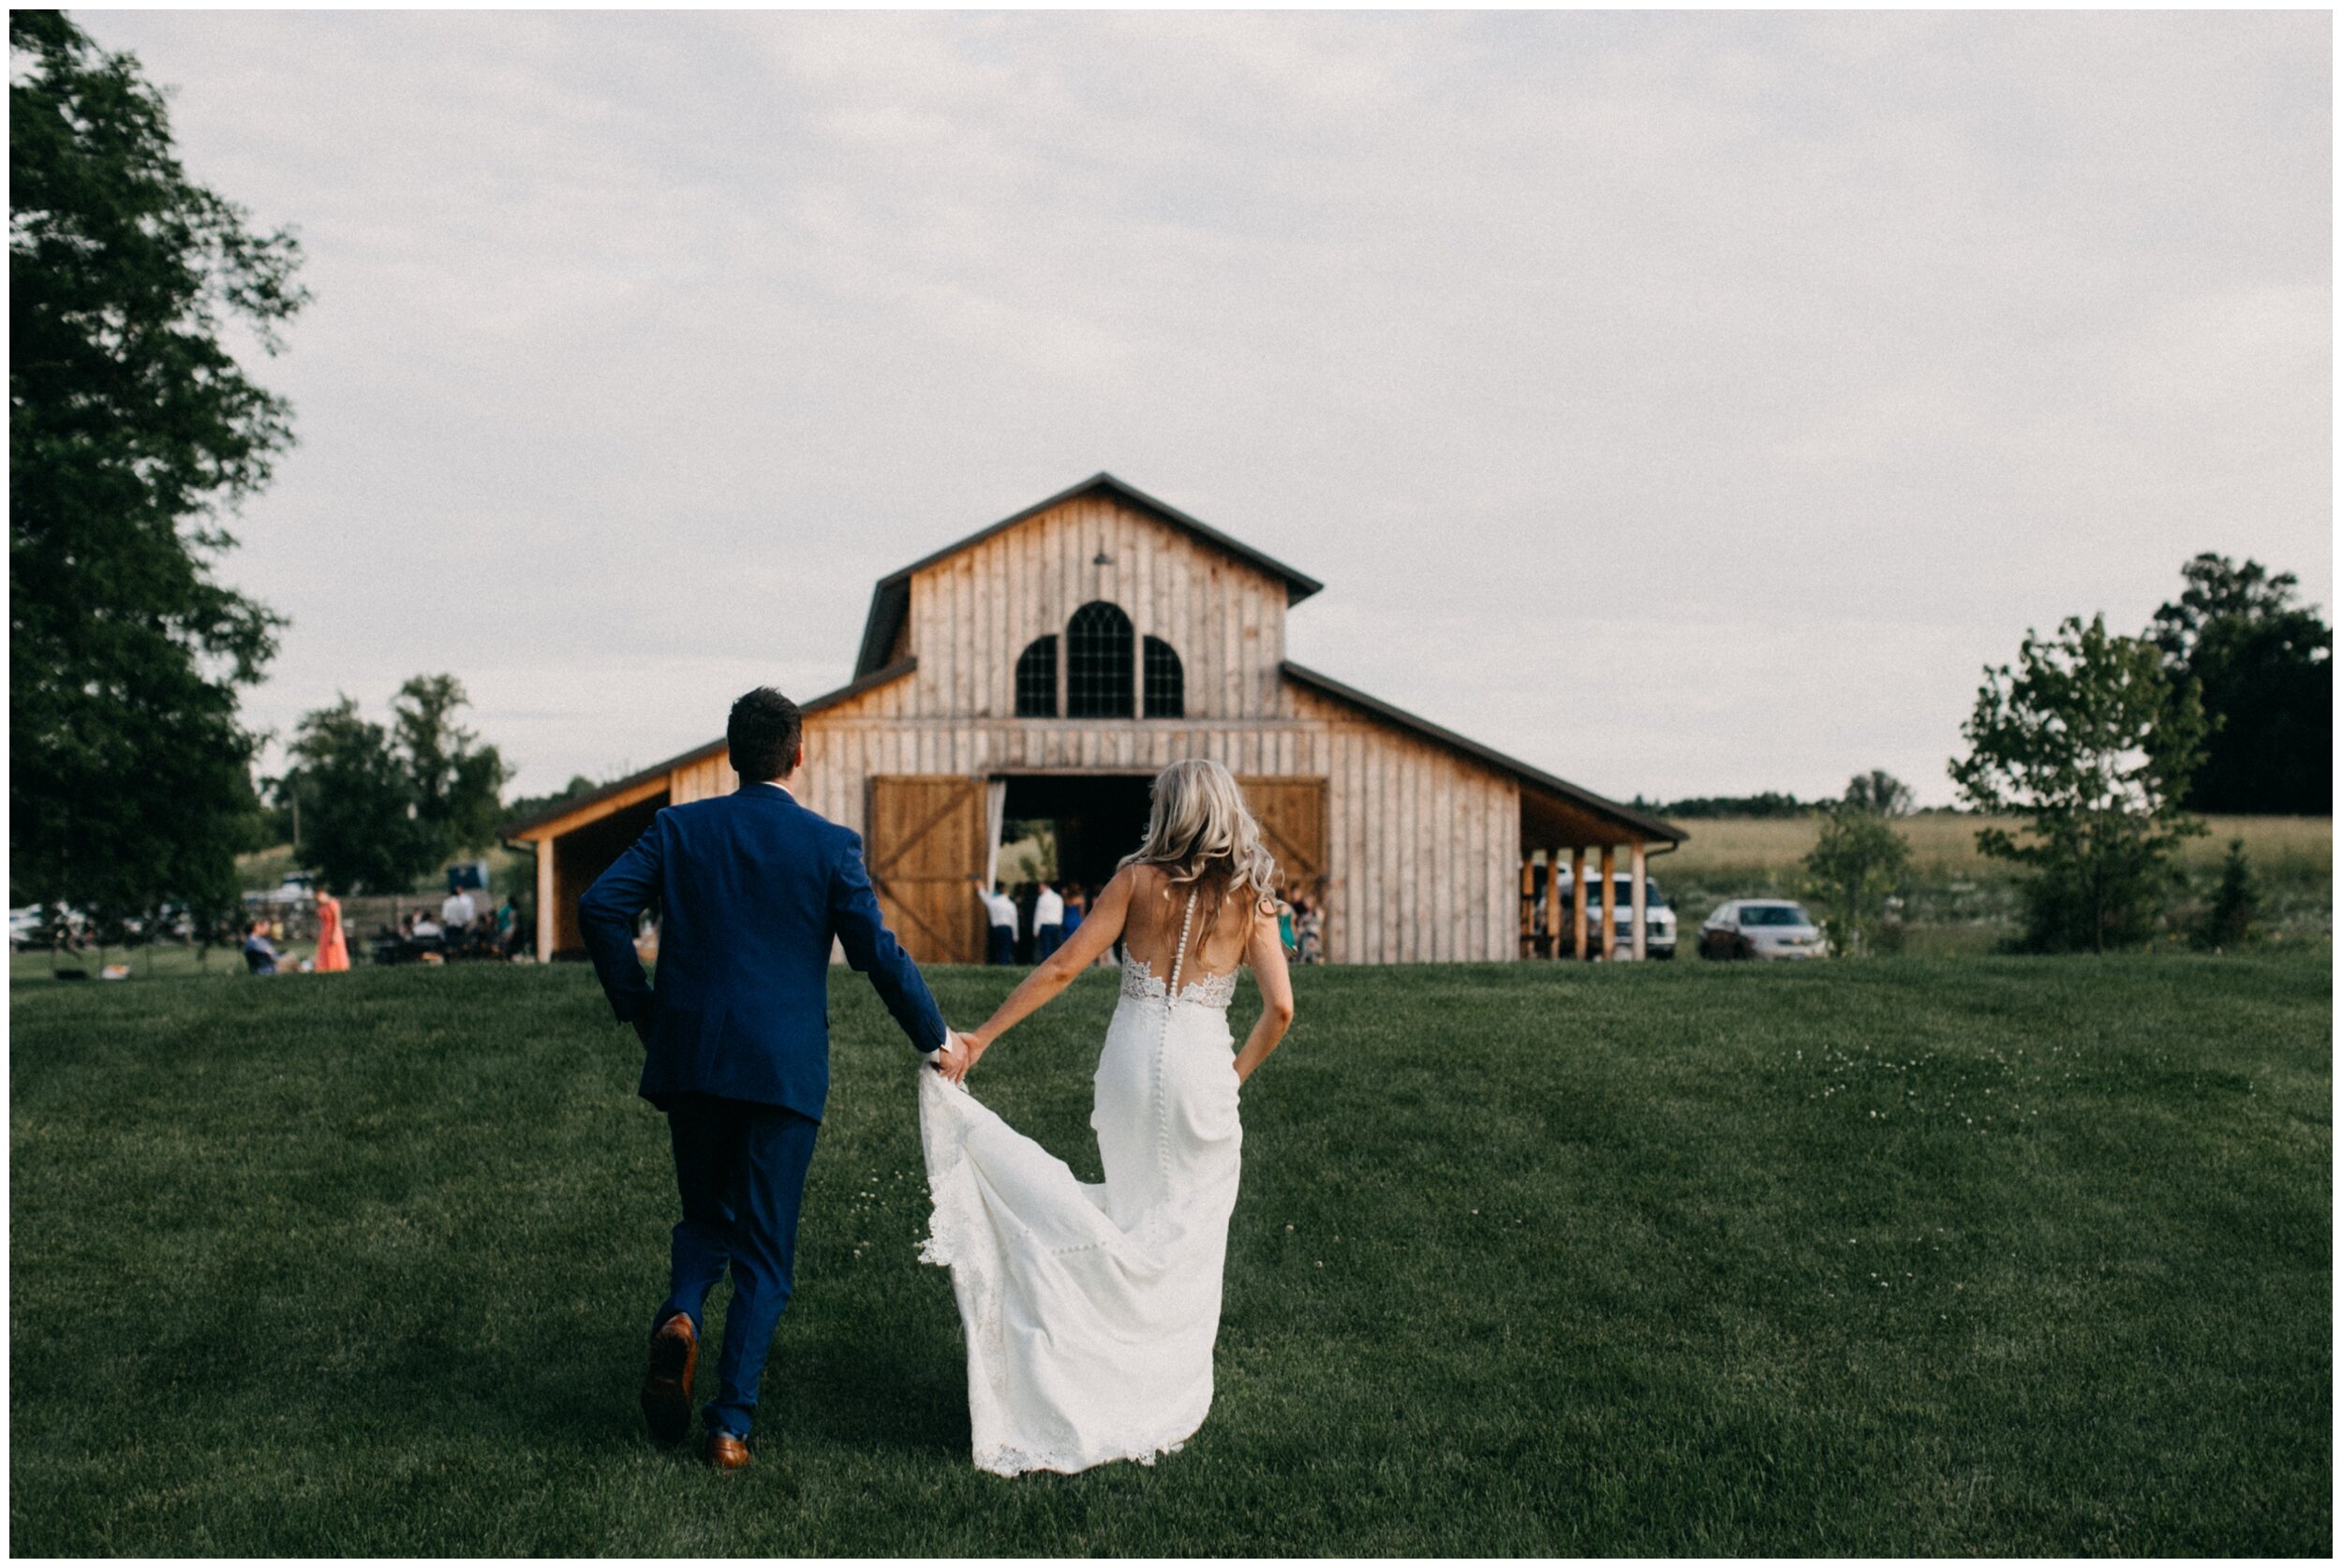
1698, 899, 1831, 960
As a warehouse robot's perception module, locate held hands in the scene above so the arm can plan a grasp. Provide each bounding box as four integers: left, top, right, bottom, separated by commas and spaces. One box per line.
932, 1029, 982, 1085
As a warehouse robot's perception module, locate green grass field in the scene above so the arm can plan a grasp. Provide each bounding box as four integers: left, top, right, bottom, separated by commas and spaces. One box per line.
11, 957, 2330, 1555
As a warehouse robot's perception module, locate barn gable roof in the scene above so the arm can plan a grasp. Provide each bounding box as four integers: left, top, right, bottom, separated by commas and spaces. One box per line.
1280, 661, 1686, 845
852, 472, 1325, 677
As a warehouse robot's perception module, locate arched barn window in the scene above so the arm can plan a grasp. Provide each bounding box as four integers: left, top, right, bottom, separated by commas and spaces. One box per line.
1015, 635, 1058, 717
1143, 635, 1184, 718
1066, 600, 1134, 718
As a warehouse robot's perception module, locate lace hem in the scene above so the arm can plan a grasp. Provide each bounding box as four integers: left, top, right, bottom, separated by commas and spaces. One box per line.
974, 1429, 1193, 1478
917, 1071, 1008, 1365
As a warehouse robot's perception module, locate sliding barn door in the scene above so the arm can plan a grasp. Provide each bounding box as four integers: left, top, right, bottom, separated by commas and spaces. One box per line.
1237, 777, 1328, 895
866, 776, 987, 965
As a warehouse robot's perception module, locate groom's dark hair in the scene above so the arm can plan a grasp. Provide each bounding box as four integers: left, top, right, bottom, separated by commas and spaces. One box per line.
728, 688, 803, 781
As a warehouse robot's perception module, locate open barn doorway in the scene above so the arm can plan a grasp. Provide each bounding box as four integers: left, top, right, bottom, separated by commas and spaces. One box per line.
995, 773, 1154, 956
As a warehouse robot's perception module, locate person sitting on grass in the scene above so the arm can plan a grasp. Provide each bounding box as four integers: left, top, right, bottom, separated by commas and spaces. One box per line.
241, 922, 278, 975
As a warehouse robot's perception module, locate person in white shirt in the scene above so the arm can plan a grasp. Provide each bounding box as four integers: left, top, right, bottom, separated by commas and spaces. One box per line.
1031, 881, 1066, 960
442, 886, 478, 931
975, 880, 1018, 966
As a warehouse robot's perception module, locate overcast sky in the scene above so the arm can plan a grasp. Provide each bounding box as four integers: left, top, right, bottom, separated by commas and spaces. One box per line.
76, 9, 2331, 808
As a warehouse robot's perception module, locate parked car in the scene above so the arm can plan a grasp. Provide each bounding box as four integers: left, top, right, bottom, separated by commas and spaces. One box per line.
245, 872, 317, 908
1551, 870, 1677, 959
1698, 900, 1831, 960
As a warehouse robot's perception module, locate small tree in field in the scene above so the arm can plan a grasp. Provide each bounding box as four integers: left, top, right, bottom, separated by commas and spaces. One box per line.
1841, 770, 1916, 817
1802, 774, 1913, 955
2191, 840, 2262, 951
1949, 614, 2208, 953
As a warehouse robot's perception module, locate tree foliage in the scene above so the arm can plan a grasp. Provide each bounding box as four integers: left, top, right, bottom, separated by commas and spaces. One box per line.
1840, 770, 1914, 817
1949, 614, 2209, 953
9, 10, 306, 930
1802, 775, 1914, 955
287, 676, 510, 895
503, 775, 600, 828
2147, 554, 2331, 815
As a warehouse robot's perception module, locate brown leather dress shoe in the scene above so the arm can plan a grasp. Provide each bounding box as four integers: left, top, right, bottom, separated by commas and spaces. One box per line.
639, 1313, 697, 1446
704, 1432, 752, 1472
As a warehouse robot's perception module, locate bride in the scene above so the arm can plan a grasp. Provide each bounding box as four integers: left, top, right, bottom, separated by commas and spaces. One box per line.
917, 759, 1297, 1477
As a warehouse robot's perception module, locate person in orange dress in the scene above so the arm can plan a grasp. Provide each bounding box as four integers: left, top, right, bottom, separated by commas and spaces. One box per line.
314, 889, 350, 972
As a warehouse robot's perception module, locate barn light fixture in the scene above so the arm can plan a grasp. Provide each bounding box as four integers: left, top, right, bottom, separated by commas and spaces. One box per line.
1092, 552, 1113, 566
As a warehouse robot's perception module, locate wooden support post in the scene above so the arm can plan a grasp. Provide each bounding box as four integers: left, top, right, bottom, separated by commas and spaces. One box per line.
1599, 844, 1617, 960
1630, 840, 1648, 961
1571, 847, 1588, 961
534, 835, 555, 964
1548, 850, 1564, 959
1519, 856, 1534, 958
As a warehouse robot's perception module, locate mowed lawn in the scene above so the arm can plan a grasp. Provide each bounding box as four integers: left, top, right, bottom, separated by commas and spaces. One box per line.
11, 955, 2330, 1555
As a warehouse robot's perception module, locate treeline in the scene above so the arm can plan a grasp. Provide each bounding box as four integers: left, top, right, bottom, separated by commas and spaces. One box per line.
1644, 554, 2331, 827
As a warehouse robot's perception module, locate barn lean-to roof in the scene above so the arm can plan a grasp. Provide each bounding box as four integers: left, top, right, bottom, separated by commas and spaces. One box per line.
500, 658, 919, 839
1280, 662, 1686, 846
852, 471, 1325, 678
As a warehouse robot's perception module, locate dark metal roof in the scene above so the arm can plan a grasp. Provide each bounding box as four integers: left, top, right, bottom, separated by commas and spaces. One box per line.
499, 658, 919, 838
1279, 661, 1687, 844
853, 472, 1325, 677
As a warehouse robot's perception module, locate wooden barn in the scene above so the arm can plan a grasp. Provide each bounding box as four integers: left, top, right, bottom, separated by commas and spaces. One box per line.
505, 473, 1685, 966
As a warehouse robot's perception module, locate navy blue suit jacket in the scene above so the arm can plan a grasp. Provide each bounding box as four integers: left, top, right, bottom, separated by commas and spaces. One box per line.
577, 783, 946, 1121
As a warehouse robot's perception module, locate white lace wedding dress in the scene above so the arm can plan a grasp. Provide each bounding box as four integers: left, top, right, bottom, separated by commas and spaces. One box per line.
917, 889, 1244, 1476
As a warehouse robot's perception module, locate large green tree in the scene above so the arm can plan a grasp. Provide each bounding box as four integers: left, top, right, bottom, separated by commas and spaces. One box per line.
2147, 554, 2331, 815
1949, 614, 2208, 953
10, 10, 306, 931
287, 676, 509, 895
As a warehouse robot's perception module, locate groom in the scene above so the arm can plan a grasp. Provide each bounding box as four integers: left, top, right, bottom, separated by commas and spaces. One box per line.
578, 687, 965, 1470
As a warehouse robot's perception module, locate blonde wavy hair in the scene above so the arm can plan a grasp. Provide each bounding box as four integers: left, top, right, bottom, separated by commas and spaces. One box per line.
1119, 760, 1281, 948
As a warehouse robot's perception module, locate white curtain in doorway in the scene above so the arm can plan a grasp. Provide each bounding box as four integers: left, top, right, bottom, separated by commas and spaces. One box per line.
983, 778, 1007, 891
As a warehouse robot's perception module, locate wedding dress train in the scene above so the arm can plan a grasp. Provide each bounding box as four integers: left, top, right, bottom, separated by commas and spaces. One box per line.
917, 892, 1244, 1476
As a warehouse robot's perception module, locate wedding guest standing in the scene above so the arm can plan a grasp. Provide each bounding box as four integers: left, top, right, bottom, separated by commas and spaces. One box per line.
1060, 885, 1086, 945
1295, 895, 1323, 965
1032, 880, 1066, 959
976, 880, 1018, 965
441, 882, 478, 933
313, 888, 349, 972
1014, 881, 1040, 963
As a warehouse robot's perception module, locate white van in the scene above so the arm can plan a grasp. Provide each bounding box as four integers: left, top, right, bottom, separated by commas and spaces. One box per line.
1549, 869, 1676, 959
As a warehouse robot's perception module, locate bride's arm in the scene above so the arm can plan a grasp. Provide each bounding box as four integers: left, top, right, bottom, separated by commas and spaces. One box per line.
1233, 897, 1295, 1086
956, 868, 1136, 1072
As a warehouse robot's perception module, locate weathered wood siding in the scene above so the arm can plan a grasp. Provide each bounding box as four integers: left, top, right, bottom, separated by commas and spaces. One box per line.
902, 491, 1289, 722
773, 671, 1519, 965
669, 748, 737, 805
